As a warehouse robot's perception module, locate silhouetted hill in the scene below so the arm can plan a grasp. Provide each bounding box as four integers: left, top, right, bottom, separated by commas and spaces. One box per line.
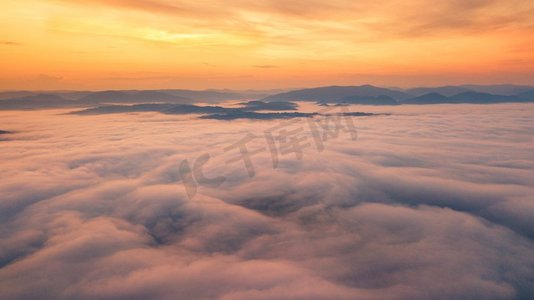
518, 90, 534, 100
337, 95, 398, 105
72, 103, 228, 115
163, 90, 249, 103
79, 90, 193, 104
72, 100, 299, 116
402, 91, 531, 104
449, 92, 530, 103
405, 85, 534, 96
0, 89, 254, 104
406, 86, 472, 97
53, 91, 93, 100
402, 93, 450, 104
0, 94, 72, 109
71, 101, 384, 120
0, 91, 36, 100
461, 84, 534, 96
2, 86, 534, 110
210, 88, 288, 100
237, 101, 298, 111
261, 85, 411, 102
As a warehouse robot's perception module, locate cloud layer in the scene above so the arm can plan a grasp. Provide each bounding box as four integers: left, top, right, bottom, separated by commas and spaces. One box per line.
0, 103, 533, 299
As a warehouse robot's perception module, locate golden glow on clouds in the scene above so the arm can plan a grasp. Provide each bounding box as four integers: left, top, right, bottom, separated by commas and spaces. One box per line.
1, 0, 533, 89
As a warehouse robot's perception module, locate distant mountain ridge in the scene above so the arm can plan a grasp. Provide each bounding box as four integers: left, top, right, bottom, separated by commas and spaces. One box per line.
403, 93, 450, 104
402, 91, 532, 104
1, 85, 534, 109
337, 95, 398, 105
0, 89, 255, 109
79, 90, 194, 104
461, 84, 534, 96
162, 90, 250, 103
406, 86, 472, 97
262, 85, 534, 105
449, 92, 529, 103
261, 85, 412, 103
0, 94, 73, 109
406, 84, 534, 96
518, 90, 534, 100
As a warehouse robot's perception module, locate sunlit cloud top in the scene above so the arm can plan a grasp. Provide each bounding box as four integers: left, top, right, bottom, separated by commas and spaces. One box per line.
1, 0, 534, 89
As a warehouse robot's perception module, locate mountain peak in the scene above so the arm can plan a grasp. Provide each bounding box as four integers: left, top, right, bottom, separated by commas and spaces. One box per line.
261, 85, 411, 102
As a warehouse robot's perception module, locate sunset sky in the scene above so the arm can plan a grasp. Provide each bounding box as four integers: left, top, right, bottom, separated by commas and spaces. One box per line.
1, 0, 534, 90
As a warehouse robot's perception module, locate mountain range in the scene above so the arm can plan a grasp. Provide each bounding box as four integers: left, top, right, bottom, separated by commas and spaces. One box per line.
1, 84, 534, 109
78, 90, 194, 105
261, 85, 412, 102
402, 91, 534, 104
0, 89, 255, 110
260, 85, 534, 105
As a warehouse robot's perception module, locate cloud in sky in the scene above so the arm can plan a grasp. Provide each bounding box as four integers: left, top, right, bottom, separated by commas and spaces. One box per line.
1, 0, 534, 89
253, 65, 278, 69
0, 103, 533, 299
0, 41, 21, 46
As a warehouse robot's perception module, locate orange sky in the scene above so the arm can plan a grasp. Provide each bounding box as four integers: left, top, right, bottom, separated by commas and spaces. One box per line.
1, 0, 533, 90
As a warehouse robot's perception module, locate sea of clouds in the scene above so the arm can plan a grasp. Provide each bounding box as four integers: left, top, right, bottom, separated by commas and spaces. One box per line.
0, 103, 533, 299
